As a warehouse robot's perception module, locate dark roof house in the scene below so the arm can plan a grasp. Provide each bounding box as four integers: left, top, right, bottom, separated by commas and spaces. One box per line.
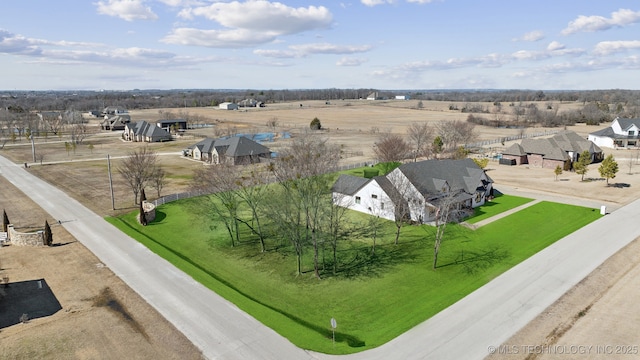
187, 136, 271, 165
123, 120, 172, 142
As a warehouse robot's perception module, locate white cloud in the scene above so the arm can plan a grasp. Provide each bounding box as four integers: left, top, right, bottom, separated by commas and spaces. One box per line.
289, 43, 372, 55
95, 0, 158, 21
361, 0, 396, 6
253, 49, 298, 59
336, 57, 367, 66
547, 41, 565, 51
562, 8, 640, 35
163, 27, 278, 48
406, 0, 437, 3
593, 40, 640, 55
254, 42, 372, 59
521, 30, 544, 42
170, 1, 332, 48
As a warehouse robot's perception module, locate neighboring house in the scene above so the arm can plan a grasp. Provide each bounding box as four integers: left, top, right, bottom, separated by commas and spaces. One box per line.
502, 130, 602, 169
123, 120, 172, 142
395, 95, 410, 100
186, 136, 271, 165
332, 159, 493, 223
102, 106, 128, 116
156, 119, 187, 132
101, 114, 131, 131
366, 92, 386, 100
219, 102, 239, 110
588, 117, 640, 148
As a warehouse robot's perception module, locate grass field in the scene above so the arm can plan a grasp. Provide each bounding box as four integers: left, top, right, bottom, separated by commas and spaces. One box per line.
106, 198, 601, 354
465, 194, 534, 224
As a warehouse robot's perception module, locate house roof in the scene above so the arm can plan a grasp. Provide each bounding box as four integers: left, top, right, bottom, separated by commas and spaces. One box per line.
331, 174, 370, 195
397, 158, 491, 196
552, 130, 602, 154
190, 136, 271, 158
157, 119, 186, 125
129, 120, 171, 139
616, 118, 640, 131
503, 143, 527, 156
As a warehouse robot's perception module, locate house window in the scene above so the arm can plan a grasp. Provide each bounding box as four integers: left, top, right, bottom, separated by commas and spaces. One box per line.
629, 130, 636, 136
381, 203, 385, 210
355, 196, 361, 204
371, 194, 378, 199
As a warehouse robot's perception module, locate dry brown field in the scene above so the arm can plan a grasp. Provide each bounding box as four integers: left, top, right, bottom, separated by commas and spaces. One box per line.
1, 99, 640, 359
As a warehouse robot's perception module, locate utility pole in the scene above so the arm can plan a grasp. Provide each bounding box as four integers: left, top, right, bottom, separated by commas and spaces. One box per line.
107, 154, 115, 210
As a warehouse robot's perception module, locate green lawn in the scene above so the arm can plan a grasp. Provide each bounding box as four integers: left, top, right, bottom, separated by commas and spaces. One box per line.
106, 200, 601, 354
465, 194, 534, 224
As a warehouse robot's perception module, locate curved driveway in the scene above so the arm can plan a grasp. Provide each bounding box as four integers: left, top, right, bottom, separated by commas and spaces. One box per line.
2, 154, 640, 360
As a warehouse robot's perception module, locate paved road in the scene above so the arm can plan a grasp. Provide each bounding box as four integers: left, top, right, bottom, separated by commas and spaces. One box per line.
3, 153, 640, 360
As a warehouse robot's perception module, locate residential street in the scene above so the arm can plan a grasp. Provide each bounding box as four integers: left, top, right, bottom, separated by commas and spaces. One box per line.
2, 153, 640, 360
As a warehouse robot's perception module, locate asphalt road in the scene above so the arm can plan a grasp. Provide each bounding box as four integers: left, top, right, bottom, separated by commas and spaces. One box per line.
2, 153, 640, 360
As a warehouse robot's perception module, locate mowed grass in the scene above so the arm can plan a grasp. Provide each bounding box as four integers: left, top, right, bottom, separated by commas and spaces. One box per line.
465, 194, 534, 224
106, 200, 601, 354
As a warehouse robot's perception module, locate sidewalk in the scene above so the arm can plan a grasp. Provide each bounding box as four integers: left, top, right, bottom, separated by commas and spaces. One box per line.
463, 199, 542, 229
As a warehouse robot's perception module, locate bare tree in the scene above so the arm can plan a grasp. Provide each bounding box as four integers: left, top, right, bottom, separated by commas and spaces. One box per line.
150, 167, 166, 198
117, 147, 158, 204
192, 163, 242, 247
407, 122, 434, 161
436, 120, 476, 151
386, 170, 413, 245
270, 134, 341, 278
432, 191, 459, 270
234, 168, 269, 252
373, 133, 410, 174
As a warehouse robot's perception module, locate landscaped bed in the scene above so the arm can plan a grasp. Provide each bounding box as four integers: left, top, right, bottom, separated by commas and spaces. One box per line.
106, 199, 601, 355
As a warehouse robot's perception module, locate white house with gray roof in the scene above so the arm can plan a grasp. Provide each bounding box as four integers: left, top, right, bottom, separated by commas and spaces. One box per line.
332, 159, 493, 223
588, 117, 640, 148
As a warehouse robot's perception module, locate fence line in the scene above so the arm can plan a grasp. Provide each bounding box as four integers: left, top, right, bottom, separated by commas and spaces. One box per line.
464, 129, 558, 149
152, 160, 378, 207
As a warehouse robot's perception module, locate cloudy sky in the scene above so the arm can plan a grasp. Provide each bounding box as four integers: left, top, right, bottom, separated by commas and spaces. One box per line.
1, 1, 639, 91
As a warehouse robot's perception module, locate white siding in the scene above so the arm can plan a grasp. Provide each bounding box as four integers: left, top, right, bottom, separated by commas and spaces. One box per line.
588, 134, 614, 148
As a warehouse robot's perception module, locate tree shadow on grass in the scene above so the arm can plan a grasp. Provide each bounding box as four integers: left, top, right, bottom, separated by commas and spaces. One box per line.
147, 210, 167, 224
436, 246, 509, 275
332, 241, 422, 280
116, 219, 367, 348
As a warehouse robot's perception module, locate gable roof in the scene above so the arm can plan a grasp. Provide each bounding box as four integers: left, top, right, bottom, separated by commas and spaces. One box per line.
129, 120, 171, 139
397, 158, 490, 196
331, 174, 370, 195
616, 118, 640, 131
552, 130, 602, 154
190, 136, 271, 158
503, 143, 527, 156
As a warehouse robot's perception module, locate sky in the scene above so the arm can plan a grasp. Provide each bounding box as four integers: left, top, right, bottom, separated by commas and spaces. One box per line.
1, 1, 639, 91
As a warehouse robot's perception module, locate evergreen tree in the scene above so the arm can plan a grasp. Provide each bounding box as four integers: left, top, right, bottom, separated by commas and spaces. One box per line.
2, 209, 8, 232
44, 220, 53, 246
599, 154, 619, 186
574, 150, 591, 181
139, 200, 147, 226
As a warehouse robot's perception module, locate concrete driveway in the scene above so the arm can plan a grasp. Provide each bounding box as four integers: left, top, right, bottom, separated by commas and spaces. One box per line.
2, 154, 639, 360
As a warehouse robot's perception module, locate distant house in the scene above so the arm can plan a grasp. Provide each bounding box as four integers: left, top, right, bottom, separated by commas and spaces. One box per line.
123, 120, 172, 142
219, 102, 239, 110
186, 136, 271, 165
588, 117, 640, 148
238, 99, 258, 107
366, 92, 382, 100
332, 159, 493, 223
502, 130, 603, 169
395, 95, 410, 100
156, 119, 187, 132
101, 114, 131, 131
102, 106, 128, 116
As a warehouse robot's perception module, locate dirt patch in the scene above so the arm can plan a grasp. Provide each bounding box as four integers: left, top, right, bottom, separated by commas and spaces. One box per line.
0, 177, 203, 360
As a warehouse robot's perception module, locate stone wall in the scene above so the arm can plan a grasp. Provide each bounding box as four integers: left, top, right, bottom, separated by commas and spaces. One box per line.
7, 224, 45, 246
